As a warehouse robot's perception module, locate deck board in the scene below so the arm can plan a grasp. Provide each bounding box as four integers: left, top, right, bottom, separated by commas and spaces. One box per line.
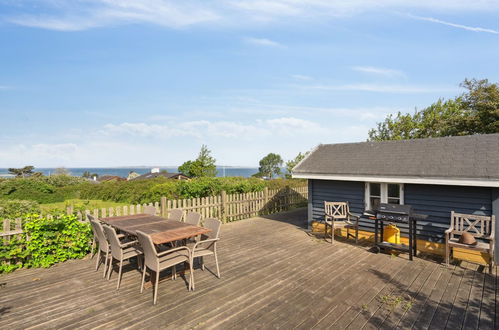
0, 208, 496, 329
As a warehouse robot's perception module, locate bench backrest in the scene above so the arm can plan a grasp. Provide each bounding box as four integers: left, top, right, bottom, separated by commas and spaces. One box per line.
450, 211, 495, 239
324, 202, 350, 220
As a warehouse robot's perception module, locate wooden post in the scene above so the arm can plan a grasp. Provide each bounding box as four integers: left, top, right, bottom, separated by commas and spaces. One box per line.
221, 191, 227, 223
263, 187, 269, 214
161, 196, 167, 217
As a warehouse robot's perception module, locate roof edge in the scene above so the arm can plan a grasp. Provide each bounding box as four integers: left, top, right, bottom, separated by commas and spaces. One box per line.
291, 144, 321, 173
291, 173, 499, 188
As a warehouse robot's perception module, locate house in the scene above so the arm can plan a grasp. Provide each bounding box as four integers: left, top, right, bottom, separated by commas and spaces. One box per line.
131, 170, 190, 181
97, 175, 126, 182
127, 171, 140, 181
292, 134, 499, 262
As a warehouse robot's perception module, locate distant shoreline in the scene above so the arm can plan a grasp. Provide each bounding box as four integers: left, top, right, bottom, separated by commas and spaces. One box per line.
0, 167, 260, 178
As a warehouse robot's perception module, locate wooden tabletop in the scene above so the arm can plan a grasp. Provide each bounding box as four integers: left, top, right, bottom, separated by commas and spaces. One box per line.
100, 214, 211, 245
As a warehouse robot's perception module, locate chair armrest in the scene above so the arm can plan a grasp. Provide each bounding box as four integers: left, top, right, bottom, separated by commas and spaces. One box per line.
192, 238, 219, 251
120, 240, 139, 248
444, 227, 453, 235
157, 246, 190, 257
117, 233, 126, 239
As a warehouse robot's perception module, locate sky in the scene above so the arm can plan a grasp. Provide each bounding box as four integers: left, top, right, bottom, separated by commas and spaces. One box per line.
0, 1, 498, 167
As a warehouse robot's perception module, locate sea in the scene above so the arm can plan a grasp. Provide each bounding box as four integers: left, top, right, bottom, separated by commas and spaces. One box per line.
0, 167, 259, 178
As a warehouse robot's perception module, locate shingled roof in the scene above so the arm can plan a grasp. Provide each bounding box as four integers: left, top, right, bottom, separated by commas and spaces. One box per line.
293, 134, 499, 186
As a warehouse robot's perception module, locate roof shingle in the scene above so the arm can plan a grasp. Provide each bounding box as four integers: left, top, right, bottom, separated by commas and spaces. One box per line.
293, 134, 499, 180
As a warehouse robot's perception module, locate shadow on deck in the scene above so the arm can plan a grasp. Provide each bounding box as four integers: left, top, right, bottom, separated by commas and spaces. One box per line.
0, 208, 497, 329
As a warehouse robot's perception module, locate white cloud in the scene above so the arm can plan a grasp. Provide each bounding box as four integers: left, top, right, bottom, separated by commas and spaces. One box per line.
302, 83, 456, 93
245, 37, 283, 47
352, 66, 405, 77
7, 0, 219, 31
0, 143, 79, 167
103, 117, 327, 140
291, 74, 313, 81
408, 15, 499, 34
6, 1, 499, 31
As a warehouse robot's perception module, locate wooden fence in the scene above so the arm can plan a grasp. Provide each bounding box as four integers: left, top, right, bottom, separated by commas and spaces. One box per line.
1, 186, 308, 243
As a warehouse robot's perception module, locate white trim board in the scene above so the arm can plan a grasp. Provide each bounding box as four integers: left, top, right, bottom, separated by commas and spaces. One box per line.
292, 173, 499, 188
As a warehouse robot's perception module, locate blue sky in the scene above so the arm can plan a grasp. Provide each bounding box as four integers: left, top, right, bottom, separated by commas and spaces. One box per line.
1, 1, 498, 167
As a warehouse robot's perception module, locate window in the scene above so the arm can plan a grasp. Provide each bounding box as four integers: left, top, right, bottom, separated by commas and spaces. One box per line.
365, 183, 404, 210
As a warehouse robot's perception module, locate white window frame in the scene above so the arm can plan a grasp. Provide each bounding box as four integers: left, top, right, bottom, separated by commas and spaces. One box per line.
364, 182, 404, 210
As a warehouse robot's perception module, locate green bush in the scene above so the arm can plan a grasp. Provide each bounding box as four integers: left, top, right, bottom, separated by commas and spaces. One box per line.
0, 199, 40, 219
0, 213, 92, 273
0, 176, 83, 203
0, 176, 306, 206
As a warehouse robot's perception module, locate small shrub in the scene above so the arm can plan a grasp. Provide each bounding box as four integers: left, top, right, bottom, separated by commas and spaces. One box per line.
0, 213, 92, 273
0, 199, 40, 218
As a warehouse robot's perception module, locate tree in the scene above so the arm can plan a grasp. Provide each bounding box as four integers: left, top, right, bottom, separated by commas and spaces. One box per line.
285, 152, 309, 178
82, 171, 98, 179
54, 167, 70, 176
368, 78, 499, 141
178, 145, 217, 178
8, 166, 35, 178
258, 153, 283, 179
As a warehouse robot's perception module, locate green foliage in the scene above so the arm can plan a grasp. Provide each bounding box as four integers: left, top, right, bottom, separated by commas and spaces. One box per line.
0, 175, 304, 208
0, 175, 84, 203
82, 171, 98, 179
0, 199, 40, 218
8, 166, 35, 177
258, 153, 283, 179
285, 152, 308, 178
0, 214, 92, 273
368, 78, 499, 141
178, 145, 217, 177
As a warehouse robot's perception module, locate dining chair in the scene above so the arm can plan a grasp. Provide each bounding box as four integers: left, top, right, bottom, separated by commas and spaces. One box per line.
185, 212, 201, 226
89, 219, 112, 278
187, 218, 221, 290
103, 225, 143, 290
168, 209, 184, 221
143, 205, 157, 216
136, 230, 193, 305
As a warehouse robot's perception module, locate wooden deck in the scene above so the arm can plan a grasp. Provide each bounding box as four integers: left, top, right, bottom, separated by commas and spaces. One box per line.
0, 208, 497, 329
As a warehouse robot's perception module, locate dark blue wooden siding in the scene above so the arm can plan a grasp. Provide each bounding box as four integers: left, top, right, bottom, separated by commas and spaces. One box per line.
405, 184, 492, 242
309, 180, 493, 243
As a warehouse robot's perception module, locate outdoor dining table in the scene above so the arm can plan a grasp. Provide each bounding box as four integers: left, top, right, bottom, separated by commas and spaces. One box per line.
100, 213, 211, 288
100, 214, 210, 245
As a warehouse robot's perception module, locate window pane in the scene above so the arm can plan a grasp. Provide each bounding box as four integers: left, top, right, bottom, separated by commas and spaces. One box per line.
370, 183, 381, 196
388, 184, 400, 198
370, 197, 381, 210
388, 198, 400, 204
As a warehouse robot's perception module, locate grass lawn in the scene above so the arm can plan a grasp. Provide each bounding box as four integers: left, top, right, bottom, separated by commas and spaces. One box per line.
40, 199, 128, 213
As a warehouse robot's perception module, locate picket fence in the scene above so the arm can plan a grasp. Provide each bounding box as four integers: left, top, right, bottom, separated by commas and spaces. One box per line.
1, 186, 308, 243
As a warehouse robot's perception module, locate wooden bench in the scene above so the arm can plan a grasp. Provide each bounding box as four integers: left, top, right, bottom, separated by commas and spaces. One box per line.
445, 211, 495, 272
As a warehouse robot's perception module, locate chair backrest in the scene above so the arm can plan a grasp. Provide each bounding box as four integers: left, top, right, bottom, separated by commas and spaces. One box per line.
203, 218, 221, 241
201, 218, 222, 251
450, 211, 495, 239
324, 201, 349, 220
168, 209, 183, 221
143, 205, 157, 216
185, 212, 202, 226
102, 225, 124, 259
89, 219, 109, 252
136, 230, 158, 270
